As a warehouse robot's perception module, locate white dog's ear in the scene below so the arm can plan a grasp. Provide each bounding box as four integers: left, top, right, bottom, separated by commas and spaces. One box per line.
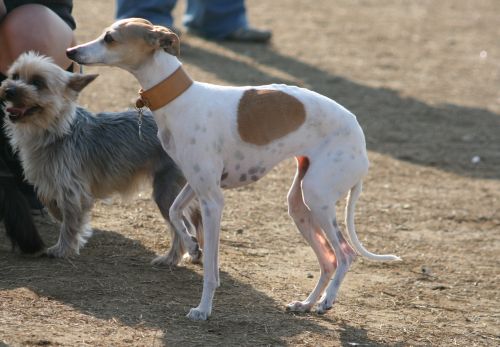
67, 74, 99, 92
158, 30, 180, 56
145, 27, 180, 56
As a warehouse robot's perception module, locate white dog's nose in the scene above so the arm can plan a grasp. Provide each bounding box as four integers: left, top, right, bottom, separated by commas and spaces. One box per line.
66, 48, 77, 60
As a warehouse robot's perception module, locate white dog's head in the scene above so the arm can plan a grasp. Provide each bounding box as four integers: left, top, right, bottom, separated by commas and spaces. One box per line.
66, 18, 180, 71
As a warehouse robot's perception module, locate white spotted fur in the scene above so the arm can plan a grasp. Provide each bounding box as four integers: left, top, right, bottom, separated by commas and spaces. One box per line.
68, 18, 400, 321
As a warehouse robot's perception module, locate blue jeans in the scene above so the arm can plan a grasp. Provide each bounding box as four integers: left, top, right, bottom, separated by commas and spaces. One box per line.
116, 0, 248, 39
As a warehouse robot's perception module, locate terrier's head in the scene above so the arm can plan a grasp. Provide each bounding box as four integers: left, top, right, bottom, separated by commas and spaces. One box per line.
0, 52, 98, 129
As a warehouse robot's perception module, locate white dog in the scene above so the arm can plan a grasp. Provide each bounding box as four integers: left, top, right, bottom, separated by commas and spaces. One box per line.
67, 18, 400, 321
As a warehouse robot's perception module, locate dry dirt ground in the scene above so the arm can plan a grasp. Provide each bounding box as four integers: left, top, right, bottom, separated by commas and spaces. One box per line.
1, 0, 499, 346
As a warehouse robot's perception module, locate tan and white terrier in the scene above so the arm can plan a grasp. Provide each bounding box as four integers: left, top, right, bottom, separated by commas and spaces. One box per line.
67, 18, 400, 321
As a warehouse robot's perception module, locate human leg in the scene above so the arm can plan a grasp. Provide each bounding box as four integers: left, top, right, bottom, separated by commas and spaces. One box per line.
184, 0, 246, 39
115, 0, 177, 27
0, 4, 77, 210
184, 0, 271, 42
0, 4, 76, 74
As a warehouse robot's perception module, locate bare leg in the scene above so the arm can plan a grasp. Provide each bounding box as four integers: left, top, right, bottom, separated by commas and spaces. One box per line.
0, 4, 76, 74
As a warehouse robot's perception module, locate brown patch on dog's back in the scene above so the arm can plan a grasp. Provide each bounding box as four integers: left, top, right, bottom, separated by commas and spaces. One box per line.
237, 89, 306, 145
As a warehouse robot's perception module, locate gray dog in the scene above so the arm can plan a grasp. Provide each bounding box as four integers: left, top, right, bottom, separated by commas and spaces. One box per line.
0, 52, 202, 262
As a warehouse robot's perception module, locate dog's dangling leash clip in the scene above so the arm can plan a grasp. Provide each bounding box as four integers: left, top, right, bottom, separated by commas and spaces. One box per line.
135, 97, 147, 141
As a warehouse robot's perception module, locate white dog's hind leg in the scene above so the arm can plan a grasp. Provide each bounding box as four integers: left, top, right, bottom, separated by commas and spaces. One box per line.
316, 218, 356, 313
301, 147, 368, 313
286, 157, 337, 312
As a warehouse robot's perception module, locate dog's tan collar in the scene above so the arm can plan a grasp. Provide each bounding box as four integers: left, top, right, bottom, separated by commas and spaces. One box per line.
135, 66, 193, 111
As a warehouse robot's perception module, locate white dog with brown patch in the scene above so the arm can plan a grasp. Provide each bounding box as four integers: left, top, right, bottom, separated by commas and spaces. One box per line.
67, 18, 400, 321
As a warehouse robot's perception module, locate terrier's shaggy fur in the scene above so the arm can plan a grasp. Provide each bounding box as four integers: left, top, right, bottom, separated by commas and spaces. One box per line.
0, 52, 202, 262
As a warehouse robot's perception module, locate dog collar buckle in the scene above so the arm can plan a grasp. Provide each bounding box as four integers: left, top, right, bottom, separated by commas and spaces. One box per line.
135, 92, 150, 109
136, 66, 193, 111
135, 94, 148, 141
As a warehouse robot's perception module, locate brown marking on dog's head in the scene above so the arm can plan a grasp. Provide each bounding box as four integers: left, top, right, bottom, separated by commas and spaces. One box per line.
67, 18, 181, 70
109, 18, 180, 56
147, 26, 180, 56
237, 89, 306, 145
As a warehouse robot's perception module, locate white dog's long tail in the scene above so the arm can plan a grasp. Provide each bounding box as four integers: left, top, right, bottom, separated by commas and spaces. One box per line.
345, 181, 401, 261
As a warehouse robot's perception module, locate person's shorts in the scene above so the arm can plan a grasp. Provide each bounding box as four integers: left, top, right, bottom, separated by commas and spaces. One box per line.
4, 0, 76, 30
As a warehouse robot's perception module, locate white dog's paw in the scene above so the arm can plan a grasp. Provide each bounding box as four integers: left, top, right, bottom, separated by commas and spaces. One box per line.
152, 247, 203, 266
316, 299, 334, 315
186, 307, 210, 321
45, 243, 77, 258
286, 300, 313, 313
186, 247, 203, 264
151, 252, 182, 267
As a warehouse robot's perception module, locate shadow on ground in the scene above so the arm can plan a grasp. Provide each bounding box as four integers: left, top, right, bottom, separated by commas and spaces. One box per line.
181, 42, 499, 180
0, 224, 399, 345
338, 322, 406, 347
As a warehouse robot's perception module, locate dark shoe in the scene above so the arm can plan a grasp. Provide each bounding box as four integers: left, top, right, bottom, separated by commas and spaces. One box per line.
224, 27, 272, 43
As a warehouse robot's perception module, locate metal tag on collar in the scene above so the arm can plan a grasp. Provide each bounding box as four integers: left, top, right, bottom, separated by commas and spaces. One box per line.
136, 97, 146, 109
134, 98, 148, 142
135, 105, 144, 141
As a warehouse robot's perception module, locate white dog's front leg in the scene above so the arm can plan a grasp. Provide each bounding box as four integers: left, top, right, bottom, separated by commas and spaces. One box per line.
187, 189, 224, 321
153, 183, 201, 266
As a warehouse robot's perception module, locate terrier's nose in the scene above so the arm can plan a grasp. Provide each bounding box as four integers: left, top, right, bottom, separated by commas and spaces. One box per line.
4, 86, 16, 99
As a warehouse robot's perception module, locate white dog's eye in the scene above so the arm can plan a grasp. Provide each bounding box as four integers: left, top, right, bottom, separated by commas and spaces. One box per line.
103, 32, 115, 44
12, 73, 19, 80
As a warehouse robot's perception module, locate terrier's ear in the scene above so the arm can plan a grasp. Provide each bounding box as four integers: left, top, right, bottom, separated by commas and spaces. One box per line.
144, 27, 180, 56
67, 74, 99, 92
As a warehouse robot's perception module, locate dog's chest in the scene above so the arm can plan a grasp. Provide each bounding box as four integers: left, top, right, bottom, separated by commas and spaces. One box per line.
19, 147, 61, 199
